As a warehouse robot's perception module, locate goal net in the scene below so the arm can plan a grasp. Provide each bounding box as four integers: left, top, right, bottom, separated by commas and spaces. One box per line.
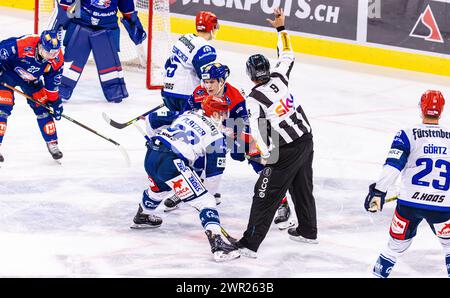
34, 0, 171, 89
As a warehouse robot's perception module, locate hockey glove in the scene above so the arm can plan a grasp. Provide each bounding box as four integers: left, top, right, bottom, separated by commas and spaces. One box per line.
51, 99, 63, 121
121, 11, 147, 45
364, 183, 387, 213
53, 3, 72, 31
32, 88, 48, 106
186, 95, 197, 111
230, 152, 246, 162
149, 110, 179, 129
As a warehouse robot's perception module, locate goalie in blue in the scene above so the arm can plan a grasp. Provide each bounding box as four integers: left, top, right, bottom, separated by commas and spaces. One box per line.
365, 90, 450, 278
50, 0, 147, 103
130, 95, 240, 262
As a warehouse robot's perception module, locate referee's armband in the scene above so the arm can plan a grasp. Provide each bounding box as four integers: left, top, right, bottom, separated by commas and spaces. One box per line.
280, 31, 292, 52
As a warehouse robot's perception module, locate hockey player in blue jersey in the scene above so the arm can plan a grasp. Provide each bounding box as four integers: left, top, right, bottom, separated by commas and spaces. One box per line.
51, 0, 146, 103
130, 95, 240, 262
0, 30, 64, 162
365, 90, 450, 278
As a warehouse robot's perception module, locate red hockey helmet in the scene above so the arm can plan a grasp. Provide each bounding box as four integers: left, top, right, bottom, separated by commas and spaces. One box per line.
196, 11, 219, 33
202, 95, 229, 117
420, 90, 445, 118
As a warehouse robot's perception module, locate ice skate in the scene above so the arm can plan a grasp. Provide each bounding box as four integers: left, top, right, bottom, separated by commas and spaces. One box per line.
0, 152, 3, 163
130, 205, 162, 229
288, 228, 318, 244
205, 230, 240, 262
163, 195, 181, 212
234, 241, 257, 259
46, 140, 63, 161
274, 201, 295, 230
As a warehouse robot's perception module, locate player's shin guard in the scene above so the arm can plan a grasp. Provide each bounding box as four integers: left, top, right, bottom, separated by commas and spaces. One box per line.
59, 66, 83, 100
439, 237, 450, 277
373, 237, 412, 278
140, 189, 163, 212
199, 208, 221, 234
0, 116, 7, 144
36, 113, 58, 143
445, 254, 450, 277
0, 117, 5, 162
60, 25, 92, 100
373, 254, 395, 278
91, 29, 128, 103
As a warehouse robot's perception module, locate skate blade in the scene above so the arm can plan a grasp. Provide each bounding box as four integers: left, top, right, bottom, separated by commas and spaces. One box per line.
289, 235, 319, 244
53, 159, 62, 165
276, 219, 295, 230
130, 223, 161, 229
164, 205, 180, 212
213, 250, 240, 262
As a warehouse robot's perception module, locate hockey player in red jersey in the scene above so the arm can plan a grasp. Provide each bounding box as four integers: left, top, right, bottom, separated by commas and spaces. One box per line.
0, 30, 64, 162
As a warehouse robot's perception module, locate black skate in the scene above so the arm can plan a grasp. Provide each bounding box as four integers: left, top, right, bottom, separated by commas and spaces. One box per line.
214, 193, 221, 205
46, 141, 63, 161
274, 202, 295, 230
130, 205, 162, 229
0, 152, 3, 163
163, 195, 181, 212
288, 227, 318, 244
205, 230, 240, 262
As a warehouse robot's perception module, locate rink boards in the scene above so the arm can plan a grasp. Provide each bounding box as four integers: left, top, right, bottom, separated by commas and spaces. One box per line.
2, 0, 450, 77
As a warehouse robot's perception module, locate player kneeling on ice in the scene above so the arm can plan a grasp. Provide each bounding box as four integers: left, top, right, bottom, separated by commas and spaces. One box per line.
0, 30, 64, 162
365, 90, 450, 278
131, 95, 239, 262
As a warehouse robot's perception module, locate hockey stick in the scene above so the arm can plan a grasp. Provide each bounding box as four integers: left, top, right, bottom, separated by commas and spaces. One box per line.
386, 196, 398, 203
220, 226, 238, 245
102, 103, 165, 129
2, 83, 130, 166
368, 195, 398, 212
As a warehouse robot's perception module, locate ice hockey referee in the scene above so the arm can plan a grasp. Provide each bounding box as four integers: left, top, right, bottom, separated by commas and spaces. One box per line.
236, 7, 318, 258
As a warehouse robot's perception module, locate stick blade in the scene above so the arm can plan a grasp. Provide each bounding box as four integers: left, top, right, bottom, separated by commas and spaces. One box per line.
102, 112, 112, 125
102, 112, 127, 129
118, 145, 131, 167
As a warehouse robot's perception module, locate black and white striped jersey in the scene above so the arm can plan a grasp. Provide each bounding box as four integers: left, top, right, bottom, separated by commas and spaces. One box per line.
246, 30, 312, 158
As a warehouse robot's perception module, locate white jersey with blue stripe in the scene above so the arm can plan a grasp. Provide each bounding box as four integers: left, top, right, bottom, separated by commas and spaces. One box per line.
381, 123, 450, 211
162, 34, 216, 99
154, 111, 226, 176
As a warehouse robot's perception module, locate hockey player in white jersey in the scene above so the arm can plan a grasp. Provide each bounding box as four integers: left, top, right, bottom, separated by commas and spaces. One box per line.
161, 11, 218, 113
130, 95, 239, 262
365, 90, 450, 278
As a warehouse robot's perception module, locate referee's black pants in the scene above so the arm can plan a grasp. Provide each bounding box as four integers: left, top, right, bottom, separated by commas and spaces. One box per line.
239, 134, 317, 252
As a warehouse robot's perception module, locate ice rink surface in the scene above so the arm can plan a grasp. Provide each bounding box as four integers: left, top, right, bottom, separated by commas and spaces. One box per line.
1, 8, 449, 277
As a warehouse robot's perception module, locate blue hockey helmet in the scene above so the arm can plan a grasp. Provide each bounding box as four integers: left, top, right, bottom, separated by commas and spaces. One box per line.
39, 30, 61, 59
246, 54, 270, 82
201, 63, 230, 82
